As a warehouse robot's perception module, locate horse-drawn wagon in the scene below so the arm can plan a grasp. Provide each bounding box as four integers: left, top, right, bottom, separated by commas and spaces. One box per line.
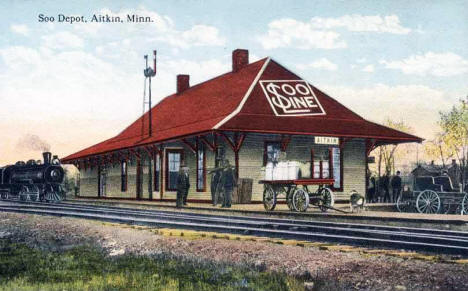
397, 175, 468, 215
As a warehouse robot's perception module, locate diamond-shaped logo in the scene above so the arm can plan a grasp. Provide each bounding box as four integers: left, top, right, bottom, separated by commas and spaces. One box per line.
259, 80, 326, 116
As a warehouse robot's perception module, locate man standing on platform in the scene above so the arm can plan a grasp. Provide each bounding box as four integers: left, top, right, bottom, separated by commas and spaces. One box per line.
221, 160, 236, 208
176, 163, 190, 208
381, 173, 390, 203
209, 165, 222, 206
391, 171, 402, 203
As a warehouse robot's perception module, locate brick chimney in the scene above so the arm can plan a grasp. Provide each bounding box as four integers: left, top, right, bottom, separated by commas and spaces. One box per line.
232, 49, 249, 72
177, 74, 190, 94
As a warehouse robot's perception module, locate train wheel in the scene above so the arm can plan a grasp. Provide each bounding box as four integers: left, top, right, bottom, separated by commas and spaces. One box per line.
318, 188, 334, 212
462, 194, 468, 215
263, 186, 276, 211
44, 185, 54, 202
293, 189, 309, 212
19, 186, 28, 201
416, 190, 441, 214
0, 191, 8, 200
29, 185, 39, 202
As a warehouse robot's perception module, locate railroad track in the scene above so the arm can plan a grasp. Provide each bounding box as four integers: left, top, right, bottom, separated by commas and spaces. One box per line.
1, 200, 468, 256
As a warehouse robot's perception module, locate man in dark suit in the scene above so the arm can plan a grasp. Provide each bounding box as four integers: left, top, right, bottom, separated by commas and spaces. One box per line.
391, 171, 402, 203
221, 160, 236, 208
210, 167, 222, 206
176, 163, 190, 208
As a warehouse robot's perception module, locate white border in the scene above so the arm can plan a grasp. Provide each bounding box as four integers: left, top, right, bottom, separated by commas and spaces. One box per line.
259, 80, 326, 117
213, 57, 271, 129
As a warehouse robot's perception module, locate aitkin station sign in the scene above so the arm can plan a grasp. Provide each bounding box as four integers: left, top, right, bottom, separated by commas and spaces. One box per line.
260, 80, 326, 116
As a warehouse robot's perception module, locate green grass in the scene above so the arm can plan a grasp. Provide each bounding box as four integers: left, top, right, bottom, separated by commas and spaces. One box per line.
0, 240, 304, 290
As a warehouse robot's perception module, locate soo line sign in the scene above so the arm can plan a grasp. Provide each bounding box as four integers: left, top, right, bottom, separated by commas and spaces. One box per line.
260, 80, 326, 116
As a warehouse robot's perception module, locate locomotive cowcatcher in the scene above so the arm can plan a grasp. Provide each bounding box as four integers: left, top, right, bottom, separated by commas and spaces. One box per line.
0, 152, 65, 202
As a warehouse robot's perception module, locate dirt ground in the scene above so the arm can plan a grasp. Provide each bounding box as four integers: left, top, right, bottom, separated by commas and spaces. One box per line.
0, 212, 467, 290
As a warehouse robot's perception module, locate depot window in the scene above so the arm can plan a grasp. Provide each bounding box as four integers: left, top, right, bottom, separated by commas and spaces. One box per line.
197, 143, 206, 192
311, 147, 342, 191
121, 160, 127, 192
153, 153, 160, 191
166, 150, 183, 191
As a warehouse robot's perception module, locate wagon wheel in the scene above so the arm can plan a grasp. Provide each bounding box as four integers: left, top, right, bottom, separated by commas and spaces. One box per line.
318, 188, 334, 212
263, 185, 277, 211
416, 190, 441, 214
293, 189, 309, 212
462, 194, 468, 215
396, 194, 412, 213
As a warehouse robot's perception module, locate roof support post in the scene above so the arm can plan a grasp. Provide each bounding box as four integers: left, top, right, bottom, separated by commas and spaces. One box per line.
200, 135, 217, 152
366, 138, 377, 157
218, 131, 246, 180
182, 138, 197, 153
130, 149, 141, 160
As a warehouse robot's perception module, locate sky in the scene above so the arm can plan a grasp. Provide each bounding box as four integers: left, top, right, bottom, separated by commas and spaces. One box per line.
0, 0, 467, 165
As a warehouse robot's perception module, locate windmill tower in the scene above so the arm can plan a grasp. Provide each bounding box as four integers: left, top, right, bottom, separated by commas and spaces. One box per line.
142, 50, 157, 137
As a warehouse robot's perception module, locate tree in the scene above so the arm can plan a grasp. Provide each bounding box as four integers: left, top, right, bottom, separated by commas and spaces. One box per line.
438, 97, 468, 190
424, 132, 454, 168
376, 118, 415, 176
371, 118, 414, 198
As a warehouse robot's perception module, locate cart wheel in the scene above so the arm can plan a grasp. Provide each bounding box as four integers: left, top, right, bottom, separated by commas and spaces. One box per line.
462, 194, 468, 215
318, 188, 334, 212
416, 190, 441, 214
396, 194, 411, 213
263, 185, 277, 211
293, 189, 309, 212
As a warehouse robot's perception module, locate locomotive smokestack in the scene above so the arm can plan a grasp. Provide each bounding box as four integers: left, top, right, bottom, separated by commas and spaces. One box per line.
43, 152, 52, 164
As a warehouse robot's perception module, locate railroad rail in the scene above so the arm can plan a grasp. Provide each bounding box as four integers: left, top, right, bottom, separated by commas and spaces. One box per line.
1, 201, 468, 256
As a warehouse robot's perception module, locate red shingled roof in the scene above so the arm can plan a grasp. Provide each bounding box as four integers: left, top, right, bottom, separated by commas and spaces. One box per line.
62, 57, 421, 162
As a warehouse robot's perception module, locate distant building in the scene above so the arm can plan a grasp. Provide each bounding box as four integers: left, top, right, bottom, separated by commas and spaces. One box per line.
411, 161, 442, 177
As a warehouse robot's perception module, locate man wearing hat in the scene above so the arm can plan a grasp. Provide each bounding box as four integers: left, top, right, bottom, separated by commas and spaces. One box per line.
220, 159, 236, 208
176, 162, 190, 208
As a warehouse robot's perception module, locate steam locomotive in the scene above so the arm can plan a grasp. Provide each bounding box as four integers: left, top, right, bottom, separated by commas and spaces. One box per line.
0, 152, 65, 202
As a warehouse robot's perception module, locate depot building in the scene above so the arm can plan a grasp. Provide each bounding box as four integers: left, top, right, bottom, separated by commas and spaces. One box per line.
62, 49, 422, 202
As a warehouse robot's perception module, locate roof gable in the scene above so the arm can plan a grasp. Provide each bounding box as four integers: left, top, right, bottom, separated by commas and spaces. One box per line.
219, 59, 422, 142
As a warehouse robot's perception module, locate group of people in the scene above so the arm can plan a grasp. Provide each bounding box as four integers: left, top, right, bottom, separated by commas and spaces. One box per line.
176, 159, 237, 208
367, 171, 402, 203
